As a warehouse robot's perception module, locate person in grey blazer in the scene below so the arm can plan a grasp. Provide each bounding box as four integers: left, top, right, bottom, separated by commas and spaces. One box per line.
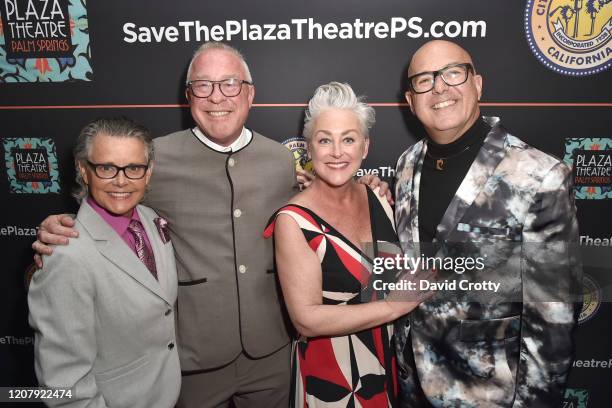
393, 40, 580, 407
28, 117, 180, 408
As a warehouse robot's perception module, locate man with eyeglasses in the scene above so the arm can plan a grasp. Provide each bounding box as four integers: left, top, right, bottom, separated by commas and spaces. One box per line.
393, 40, 579, 407
33, 42, 296, 407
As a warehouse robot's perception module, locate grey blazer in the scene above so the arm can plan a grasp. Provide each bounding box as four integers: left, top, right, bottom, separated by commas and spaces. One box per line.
28, 201, 180, 408
393, 117, 580, 407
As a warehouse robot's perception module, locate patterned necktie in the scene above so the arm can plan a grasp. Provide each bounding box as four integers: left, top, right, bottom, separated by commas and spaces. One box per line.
127, 219, 158, 280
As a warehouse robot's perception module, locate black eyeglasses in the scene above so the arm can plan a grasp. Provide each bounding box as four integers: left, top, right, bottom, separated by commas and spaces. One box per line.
87, 161, 149, 180
408, 63, 474, 94
187, 78, 253, 98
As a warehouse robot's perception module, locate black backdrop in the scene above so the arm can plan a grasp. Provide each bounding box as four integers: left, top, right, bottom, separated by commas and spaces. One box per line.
1, 1, 610, 406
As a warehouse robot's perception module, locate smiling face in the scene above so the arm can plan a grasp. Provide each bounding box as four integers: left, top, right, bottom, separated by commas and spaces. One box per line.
308, 108, 369, 188
405, 40, 482, 144
186, 48, 255, 147
78, 134, 152, 217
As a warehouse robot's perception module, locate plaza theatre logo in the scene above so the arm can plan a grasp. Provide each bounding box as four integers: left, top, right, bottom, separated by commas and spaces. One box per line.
525, 0, 611, 76
282, 137, 313, 174
564, 138, 611, 199
3, 137, 60, 193
0, 0, 92, 82
562, 388, 589, 408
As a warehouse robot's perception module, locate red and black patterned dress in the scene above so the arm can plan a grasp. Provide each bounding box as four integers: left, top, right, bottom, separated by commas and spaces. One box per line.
264, 188, 398, 408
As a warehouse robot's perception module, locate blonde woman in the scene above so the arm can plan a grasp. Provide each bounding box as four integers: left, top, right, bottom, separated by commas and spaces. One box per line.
265, 83, 424, 407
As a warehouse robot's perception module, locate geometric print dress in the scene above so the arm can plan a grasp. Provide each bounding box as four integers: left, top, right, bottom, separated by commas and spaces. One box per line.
264, 188, 399, 408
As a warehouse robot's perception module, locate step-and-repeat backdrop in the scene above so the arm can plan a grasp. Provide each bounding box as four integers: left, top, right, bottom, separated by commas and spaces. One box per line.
1, 1, 610, 406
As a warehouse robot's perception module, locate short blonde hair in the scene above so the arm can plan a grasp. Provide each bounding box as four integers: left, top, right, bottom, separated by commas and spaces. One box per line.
303, 82, 375, 140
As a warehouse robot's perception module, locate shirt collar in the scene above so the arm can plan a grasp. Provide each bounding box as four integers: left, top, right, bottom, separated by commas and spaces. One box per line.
192, 127, 252, 153
426, 116, 489, 157
87, 197, 141, 237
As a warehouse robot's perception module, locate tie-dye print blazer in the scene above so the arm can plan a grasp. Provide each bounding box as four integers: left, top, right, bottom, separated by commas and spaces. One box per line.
393, 117, 580, 408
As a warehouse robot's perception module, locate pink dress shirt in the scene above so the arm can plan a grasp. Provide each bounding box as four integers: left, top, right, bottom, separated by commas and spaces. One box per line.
87, 197, 154, 260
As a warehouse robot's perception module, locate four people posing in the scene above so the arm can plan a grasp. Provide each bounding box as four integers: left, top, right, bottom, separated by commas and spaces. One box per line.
30, 40, 579, 407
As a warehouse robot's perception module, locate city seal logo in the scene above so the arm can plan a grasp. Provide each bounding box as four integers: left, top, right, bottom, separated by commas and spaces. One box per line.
525, 0, 611, 76
282, 137, 313, 174
579, 274, 602, 324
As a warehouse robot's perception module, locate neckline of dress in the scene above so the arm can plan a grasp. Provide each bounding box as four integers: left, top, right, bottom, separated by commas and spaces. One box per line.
285, 187, 378, 264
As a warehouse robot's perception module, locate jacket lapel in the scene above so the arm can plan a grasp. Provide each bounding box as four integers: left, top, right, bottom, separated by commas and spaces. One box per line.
410, 145, 426, 244
137, 206, 171, 300
433, 117, 507, 243
77, 201, 170, 304
396, 141, 425, 246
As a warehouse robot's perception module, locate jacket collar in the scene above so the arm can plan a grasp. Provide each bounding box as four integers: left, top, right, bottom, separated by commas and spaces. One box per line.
408, 116, 507, 244
77, 201, 171, 305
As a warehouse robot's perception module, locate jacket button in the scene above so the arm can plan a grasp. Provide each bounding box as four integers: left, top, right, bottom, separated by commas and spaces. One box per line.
164, 309, 172, 316
238, 265, 247, 274
168, 342, 175, 350
228, 158, 235, 167
233, 209, 242, 218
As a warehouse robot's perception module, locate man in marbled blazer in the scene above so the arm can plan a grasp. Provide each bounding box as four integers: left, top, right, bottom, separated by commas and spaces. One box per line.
393, 40, 580, 407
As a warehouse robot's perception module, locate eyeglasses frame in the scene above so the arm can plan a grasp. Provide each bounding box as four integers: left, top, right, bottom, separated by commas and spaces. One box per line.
86, 160, 150, 180
407, 63, 474, 94
186, 78, 253, 98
